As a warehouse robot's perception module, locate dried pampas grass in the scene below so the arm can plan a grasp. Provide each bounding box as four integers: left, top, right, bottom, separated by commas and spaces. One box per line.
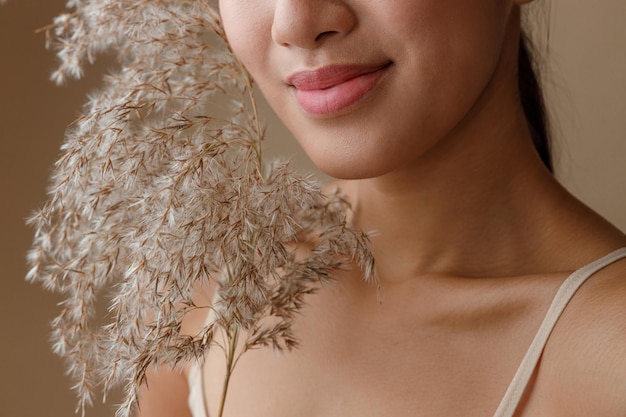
26, 1, 374, 416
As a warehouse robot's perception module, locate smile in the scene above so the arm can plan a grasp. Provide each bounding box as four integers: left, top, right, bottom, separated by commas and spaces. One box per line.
287, 62, 392, 116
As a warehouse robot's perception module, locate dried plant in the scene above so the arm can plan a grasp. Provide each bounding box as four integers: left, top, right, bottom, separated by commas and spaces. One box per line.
25, 1, 375, 416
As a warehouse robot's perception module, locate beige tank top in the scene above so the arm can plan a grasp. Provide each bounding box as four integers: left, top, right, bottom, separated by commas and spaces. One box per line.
187, 247, 626, 417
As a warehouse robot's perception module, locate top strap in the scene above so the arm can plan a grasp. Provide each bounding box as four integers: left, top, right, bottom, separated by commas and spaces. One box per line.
492, 247, 626, 417
187, 359, 210, 417
187, 292, 218, 417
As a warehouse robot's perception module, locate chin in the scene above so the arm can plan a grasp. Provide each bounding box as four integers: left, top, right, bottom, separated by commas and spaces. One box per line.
311, 156, 397, 180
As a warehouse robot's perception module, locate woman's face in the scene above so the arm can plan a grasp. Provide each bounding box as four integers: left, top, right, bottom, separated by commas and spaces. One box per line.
219, 0, 526, 179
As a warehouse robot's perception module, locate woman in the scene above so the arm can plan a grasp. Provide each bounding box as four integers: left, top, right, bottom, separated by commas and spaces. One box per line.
138, 0, 626, 416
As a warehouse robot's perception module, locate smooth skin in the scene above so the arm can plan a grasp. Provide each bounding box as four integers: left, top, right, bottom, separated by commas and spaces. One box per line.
138, 0, 626, 416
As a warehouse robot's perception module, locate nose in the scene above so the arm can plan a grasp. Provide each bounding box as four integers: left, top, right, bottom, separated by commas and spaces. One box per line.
271, 0, 357, 49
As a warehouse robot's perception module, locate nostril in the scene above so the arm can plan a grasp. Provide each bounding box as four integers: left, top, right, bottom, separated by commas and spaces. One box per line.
315, 30, 339, 43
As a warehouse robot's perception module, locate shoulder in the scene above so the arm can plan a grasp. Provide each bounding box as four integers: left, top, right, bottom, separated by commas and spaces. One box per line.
137, 366, 194, 417
540, 256, 626, 415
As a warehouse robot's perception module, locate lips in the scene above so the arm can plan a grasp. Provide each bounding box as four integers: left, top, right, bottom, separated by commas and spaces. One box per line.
286, 62, 392, 115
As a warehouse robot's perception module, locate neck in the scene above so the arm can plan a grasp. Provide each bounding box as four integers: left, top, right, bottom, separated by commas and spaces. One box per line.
336, 72, 565, 283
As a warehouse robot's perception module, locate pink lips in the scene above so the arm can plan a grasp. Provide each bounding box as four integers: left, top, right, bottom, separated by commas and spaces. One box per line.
287, 63, 391, 116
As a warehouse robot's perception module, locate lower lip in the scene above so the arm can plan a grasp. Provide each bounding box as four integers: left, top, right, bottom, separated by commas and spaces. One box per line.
293, 67, 389, 116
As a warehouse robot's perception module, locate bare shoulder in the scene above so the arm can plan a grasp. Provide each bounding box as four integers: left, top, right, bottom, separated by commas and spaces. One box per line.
136, 366, 193, 417
540, 256, 626, 415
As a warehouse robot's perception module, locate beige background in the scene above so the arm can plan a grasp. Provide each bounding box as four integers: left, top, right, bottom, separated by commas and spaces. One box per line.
1, 1, 625, 416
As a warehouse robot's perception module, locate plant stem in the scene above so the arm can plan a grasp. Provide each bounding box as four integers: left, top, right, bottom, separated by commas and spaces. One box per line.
236, 59, 264, 172
217, 325, 240, 417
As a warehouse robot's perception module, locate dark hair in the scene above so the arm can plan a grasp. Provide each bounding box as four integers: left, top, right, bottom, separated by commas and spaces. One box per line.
518, 33, 553, 173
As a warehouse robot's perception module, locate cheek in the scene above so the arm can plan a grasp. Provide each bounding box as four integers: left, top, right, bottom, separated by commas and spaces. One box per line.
390, 1, 510, 123
218, 1, 272, 71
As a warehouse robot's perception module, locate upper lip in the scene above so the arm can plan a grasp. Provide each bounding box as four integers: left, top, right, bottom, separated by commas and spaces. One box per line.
286, 62, 392, 91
